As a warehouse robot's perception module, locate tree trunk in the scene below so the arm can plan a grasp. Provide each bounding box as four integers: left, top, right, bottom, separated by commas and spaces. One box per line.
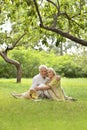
60, 42, 63, 55
16, 63, 22, 83
0, 52, 22, 83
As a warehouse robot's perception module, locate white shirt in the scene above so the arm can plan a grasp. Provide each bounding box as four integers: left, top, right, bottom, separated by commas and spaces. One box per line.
30, 73, 48, 89
30, 74, 50, 98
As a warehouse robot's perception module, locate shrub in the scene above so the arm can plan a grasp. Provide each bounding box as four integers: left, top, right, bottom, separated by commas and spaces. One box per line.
0, 47, 87, 78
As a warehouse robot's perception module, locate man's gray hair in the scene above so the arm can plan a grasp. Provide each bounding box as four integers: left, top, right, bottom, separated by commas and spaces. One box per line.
39, 65, 47, 71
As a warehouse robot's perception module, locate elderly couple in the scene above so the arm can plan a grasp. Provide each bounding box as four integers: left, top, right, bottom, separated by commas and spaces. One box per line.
12, 65, 76, 101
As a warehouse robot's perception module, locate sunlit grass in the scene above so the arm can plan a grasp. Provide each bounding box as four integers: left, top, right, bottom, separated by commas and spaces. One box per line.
0, 78, 87, 130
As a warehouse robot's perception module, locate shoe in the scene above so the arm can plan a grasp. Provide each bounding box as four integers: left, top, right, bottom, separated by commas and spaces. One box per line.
65, 96, 77, 101
68, 97, 77, 101
70, 98, 77, 101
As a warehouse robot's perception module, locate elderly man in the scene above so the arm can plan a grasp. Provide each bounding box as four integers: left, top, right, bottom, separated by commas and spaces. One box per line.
11, 65, 50, 99
30, 65, 50, 98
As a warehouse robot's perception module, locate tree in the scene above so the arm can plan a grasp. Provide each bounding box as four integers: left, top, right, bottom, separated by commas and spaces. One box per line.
0, 1, 27, 82
0, 0, 87, 82
0, 33, 26, 83
0, 0, 44, 83
33, 0, 87, 46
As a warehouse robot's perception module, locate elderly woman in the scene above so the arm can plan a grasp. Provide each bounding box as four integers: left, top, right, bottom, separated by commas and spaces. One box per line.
47, 68, 65, 101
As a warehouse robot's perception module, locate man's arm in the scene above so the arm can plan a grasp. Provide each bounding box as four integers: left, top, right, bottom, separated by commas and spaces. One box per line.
30, 76, 39, 89
34, 85, 50, 91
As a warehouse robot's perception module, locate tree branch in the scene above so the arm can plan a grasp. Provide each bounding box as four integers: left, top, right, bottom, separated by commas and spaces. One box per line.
45, 1, 84, 30
7, 32, 26, 51
46, 0, 58, 10
33, 0, 43, 26
33, 0, 87, 46
42, 26, 87, 46
51, 12, 60, 28
0, 52, 20, 65
59, 12, 84, 30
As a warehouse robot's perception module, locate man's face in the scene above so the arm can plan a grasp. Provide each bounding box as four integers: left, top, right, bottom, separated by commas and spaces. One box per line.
40, 68, 47, 78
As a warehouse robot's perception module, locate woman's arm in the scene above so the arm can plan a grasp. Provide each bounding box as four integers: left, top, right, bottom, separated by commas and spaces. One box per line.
55, 75, 61, 81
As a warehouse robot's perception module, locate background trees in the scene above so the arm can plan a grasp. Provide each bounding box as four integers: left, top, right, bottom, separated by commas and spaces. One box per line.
0, 0, 87, 80
0, 47, 87, 78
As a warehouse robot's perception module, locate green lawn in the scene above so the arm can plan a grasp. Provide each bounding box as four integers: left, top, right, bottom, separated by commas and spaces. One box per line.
0, 78, 87, 130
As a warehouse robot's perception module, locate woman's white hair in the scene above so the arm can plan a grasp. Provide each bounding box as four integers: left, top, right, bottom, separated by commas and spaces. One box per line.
47, 67, 56, 75
39, 65, 47, 71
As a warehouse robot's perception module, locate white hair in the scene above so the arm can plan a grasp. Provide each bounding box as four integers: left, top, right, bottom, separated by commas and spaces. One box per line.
39, 65, 47, 71
47, 67, 56, 75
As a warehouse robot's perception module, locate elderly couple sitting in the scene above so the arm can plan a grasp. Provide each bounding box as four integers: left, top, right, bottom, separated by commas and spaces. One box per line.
12, 65, 76, 101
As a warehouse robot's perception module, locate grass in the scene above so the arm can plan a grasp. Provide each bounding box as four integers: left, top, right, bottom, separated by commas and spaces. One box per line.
0, 78, 87, 130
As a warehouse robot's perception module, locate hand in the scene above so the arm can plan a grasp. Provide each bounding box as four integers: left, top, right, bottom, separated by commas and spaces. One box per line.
56, 75, 61, 81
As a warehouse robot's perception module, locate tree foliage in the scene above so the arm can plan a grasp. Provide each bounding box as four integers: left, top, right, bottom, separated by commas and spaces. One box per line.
33, 0, 87, 46
0, 0, 87, 81
0, 0, 87, 46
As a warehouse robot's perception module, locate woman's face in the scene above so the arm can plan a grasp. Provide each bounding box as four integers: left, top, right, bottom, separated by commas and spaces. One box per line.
47, 70, 54, 79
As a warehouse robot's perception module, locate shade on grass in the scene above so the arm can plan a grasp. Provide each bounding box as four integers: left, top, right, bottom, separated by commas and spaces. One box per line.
0, 78, 87, 130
